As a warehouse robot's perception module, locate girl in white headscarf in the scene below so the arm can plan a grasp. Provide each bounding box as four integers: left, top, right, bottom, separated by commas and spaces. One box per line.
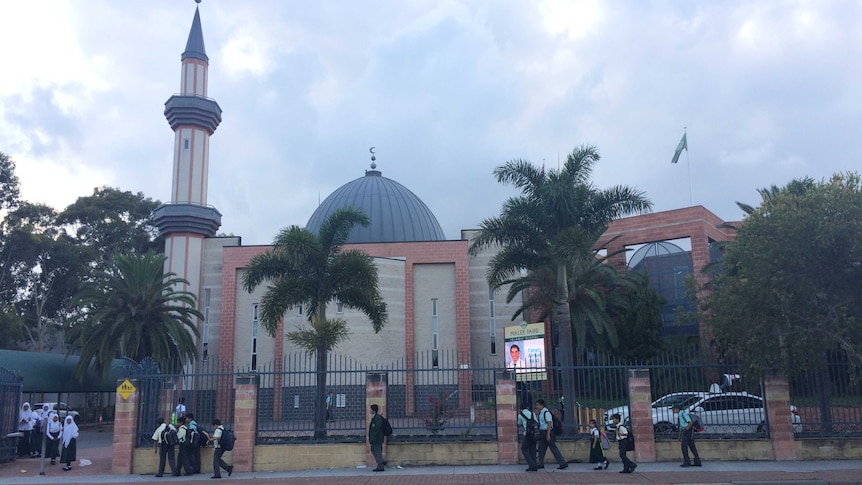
45, 412, 62, 465
17, 402, 36, 457
31, 403, 50, 457
59, 415, 79, 471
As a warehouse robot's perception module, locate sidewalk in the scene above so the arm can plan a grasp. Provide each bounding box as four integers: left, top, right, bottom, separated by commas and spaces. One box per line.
1, 429, 860, 485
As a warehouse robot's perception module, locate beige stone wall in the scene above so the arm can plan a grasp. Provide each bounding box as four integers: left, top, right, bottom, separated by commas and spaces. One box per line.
202, 236, 240, 364
255, 443, 366, 471
413, 263, 457, 357
796, 438, 862, 460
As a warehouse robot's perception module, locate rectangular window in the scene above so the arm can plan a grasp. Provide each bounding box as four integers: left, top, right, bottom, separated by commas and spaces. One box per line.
296, 305, 302, 316
202, 288, 211, 360
431, 298, 439, 368
294, 395, 300, 409
183, 138, 190, 150
336, 299, 343, 314
489, 288, 497, 355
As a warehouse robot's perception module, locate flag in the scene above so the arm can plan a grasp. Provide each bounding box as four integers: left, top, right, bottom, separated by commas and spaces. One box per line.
671, 133, 687, 164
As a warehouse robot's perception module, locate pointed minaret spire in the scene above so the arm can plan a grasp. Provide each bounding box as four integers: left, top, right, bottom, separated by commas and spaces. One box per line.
183, 6, 208, 62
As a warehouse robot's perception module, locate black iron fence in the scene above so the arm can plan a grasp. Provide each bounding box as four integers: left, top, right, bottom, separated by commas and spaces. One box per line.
788, 354, 862, 437
0, 367, 22, 462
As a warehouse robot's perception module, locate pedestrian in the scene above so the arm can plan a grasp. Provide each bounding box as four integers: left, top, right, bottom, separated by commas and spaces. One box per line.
186, 413, 202, 474
325, 391, 335, 422
17, 402, 35, 457
174, 397, 186, 426
517, 402, 538, 472
32, 403, 50, 457
207, 418, 233, 478
588, 419, 609, 470
44, 412, 61, 465
59, 415, 79, 471
151, 416, 177, 477
673, 404, 702, 467
368, 404, 386, 472
612, 413, 637, 473
535, 399, 567, 470
175, 415, 193, 476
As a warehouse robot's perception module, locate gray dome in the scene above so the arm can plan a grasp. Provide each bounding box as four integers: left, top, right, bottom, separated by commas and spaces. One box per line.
306, 168, 446, 243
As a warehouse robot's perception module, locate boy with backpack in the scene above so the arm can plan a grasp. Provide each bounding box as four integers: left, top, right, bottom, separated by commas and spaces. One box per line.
517, 402, 539, 472
612, 413, 637, 473
207, 418, 233, 478
673, 404, 702, 467
536, 399, 568, 470
368, 404, 389, 472
151, 416, 178, 477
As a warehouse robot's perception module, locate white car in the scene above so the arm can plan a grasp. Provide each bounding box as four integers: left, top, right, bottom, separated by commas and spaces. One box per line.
35, 402, 80, 421
603, 391, 802, 435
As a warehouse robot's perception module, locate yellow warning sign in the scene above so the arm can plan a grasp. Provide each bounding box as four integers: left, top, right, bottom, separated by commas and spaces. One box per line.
117, 379, 136, 400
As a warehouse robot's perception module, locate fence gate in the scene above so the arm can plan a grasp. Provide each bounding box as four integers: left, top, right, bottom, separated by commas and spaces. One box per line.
0, 367, 22, 462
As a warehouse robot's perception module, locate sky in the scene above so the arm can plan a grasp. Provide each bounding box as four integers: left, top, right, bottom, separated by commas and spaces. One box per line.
1, 0, 860, 246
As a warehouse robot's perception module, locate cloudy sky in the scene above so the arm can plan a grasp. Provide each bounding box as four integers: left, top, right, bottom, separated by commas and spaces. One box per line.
1, 0, 859, 245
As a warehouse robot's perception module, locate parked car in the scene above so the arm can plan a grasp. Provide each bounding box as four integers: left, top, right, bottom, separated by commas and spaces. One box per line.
603, 391, 802, 435
35, 402, 80, 421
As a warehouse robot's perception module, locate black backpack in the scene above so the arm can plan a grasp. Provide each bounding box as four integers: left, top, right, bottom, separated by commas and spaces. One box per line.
381, 416, 393, 437
220, 427, 236, 451
549, 410, 563, 436
162, 426, 179, 447
521, 410, 542, 442
184, 427, 200, 448
625, 425, 635, 450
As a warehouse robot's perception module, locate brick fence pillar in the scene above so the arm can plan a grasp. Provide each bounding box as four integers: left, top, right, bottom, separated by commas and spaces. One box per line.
496, 374, 518, 464
627, 369, 656, 463
763, 372, 797, 461
365, 372, 388, 466
233, 374, 258, 472
111, 379, 139, 475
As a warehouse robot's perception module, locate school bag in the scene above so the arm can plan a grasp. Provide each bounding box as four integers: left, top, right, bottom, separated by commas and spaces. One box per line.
185, 427, 200, 448
162, 425, 179, 447
551, 411, 563, 436
689, 412, 704, 433
521, 410, 542, 442
220, 427, 236, 451
600, 429, 611, 450
381, 416, 393, 437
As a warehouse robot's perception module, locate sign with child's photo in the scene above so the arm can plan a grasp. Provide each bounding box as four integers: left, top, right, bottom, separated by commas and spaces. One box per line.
504, 322, 547, 382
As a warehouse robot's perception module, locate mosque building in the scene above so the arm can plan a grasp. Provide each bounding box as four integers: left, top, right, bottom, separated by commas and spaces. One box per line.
153, 5, 736, 381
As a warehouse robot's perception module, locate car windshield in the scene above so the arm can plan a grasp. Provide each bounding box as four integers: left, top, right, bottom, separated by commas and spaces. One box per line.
652, 394, 699, 408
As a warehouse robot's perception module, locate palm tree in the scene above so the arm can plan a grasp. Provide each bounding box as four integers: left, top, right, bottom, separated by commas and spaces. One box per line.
242, 207, 387, 438
68, 251, 201, 380
470, 145, 651, 420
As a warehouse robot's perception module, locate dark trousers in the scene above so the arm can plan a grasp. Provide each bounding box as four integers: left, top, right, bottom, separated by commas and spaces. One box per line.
157, 443, 176, 476
191, 445, 201, 473
370, 442, 385, 468
16, 430, 31, 456
618, 442, 636, 471
176, 445, 193, 475
520, 436, 537, 469
537, 433, 566, 466
681, 428, 701, 464
213, 447, 231, 477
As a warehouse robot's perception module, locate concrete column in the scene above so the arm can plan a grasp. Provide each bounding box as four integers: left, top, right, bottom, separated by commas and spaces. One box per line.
763, 372, 797, 460
232, 374, 258, 472
495, 374, 518, 464
111, 379, 139, 475
627, 369, 656, 462
365, 373, 388, 466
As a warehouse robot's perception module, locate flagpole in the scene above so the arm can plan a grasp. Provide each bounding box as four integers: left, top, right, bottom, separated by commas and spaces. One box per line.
684, 127, 692, 206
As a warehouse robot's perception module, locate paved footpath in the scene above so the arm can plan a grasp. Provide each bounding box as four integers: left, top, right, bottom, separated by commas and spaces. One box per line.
1, 429, 860, 485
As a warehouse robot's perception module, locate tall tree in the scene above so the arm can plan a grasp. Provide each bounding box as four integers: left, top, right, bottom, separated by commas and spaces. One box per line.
242, 207, 387, 439
470, 145, 652, 422
68, 251, 201, 380
600, 271, 665, 361
706, 172, 862, 376
0, 151, 20, 212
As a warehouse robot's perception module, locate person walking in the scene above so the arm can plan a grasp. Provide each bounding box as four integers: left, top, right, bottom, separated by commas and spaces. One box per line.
325, 392, 335, 422
44, 412, 61, 465
207, 418, 233, 478
674, 404, 702, 467
612, 413, 637, 473
59, 415, 79, 471
151, 416, 177, 477
368, 404, 386, 472
32, 403, 50, 457
175, 416, 193, 476
588, 419, 609, 470
535, 399, 567, 470
517, 402, 539, 472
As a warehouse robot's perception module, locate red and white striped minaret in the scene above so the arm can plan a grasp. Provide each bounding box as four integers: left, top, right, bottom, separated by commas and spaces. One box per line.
153, 3, 222, 359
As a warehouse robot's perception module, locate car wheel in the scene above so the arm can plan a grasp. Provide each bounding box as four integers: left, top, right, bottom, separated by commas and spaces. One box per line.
654, 422, 677, 436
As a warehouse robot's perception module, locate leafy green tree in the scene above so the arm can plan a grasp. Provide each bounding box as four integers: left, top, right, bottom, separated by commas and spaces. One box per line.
242, 207, 387, 438
57, 187, 163, 265
706, 172, 862, 377
600, 271, 665, 361
68, 251, 201, 380
469, 145, 651, 416
0, 151, 20, 212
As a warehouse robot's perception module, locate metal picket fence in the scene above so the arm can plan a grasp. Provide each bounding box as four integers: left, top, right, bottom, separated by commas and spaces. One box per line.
788, 354, 862, 437
0, 367, 22, 462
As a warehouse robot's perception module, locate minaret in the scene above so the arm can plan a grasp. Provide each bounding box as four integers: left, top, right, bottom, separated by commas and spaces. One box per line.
153, 3, 222, 360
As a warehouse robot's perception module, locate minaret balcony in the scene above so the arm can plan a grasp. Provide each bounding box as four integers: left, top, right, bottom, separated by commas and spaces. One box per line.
152, 202, 222, 237
164, 94, 222, 134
